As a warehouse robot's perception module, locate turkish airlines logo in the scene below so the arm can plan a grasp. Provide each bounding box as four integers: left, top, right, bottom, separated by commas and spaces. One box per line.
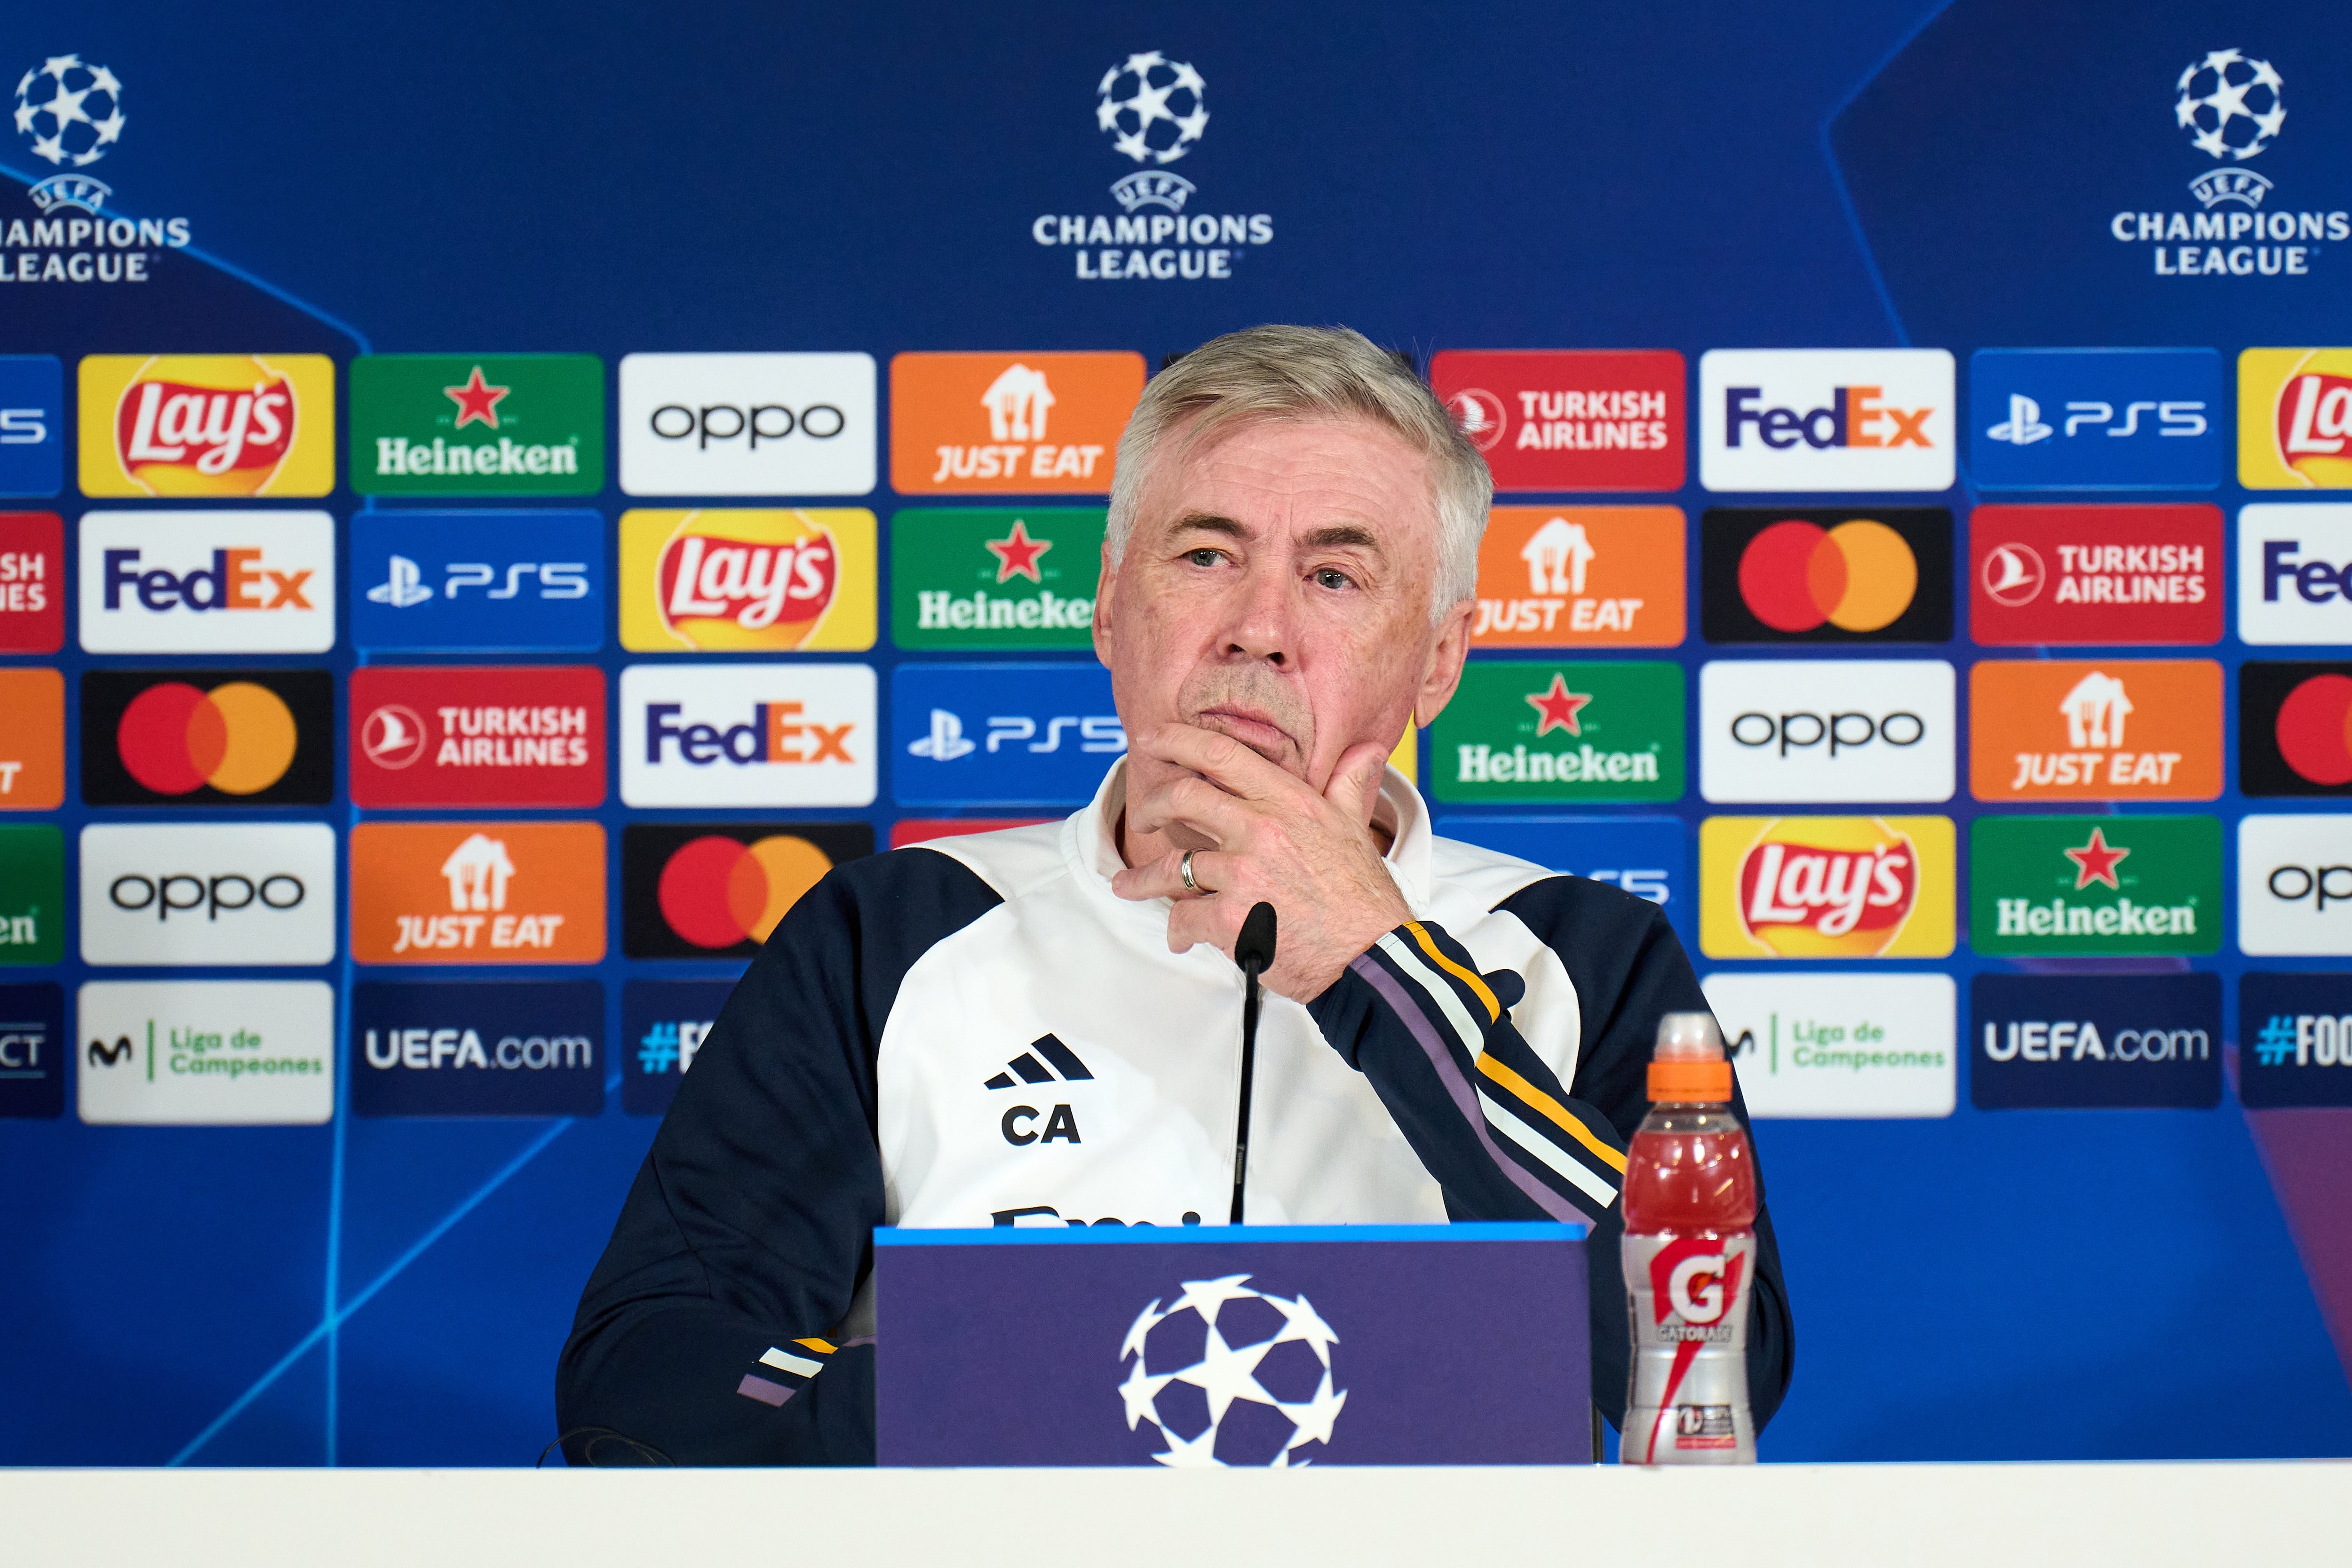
1734, 819, 1920, 956
349, 666, 605, 808
1428, 350, 1686, 492
1981, 542, 2043, 606
1970, 504, 2221, 646
363, 705, 425, 768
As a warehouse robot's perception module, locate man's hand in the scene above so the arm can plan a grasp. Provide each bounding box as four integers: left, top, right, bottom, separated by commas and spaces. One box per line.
1111, 724, 1411, 1001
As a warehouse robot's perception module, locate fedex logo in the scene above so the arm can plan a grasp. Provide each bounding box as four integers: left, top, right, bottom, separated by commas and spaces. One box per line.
79, 511, 334, 654
1701, 350, 1954, 492
620, 665, 875, 807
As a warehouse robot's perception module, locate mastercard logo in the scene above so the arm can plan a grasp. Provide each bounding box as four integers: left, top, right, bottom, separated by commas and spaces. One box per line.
116, 680, 298, 796
2274, 673, 2352, 786
1737, 518, 1917, 634
655, 833, 836, 949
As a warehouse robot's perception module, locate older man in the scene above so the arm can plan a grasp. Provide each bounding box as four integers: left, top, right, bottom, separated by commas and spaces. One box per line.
558, 326, 1793, 1465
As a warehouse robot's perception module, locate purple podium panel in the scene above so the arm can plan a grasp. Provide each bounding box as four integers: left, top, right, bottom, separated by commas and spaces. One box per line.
874, 1222, 1589, 1467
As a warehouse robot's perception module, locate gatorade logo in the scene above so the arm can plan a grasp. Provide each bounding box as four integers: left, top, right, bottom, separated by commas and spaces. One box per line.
1736, 518, 1916, 634
79, 355, 336, 498
1650, 1236, 1742, 1328
1701, 509, 1952, 645
81, 669, 334, 807
620, 822, 873, 958
1700, 815, 1955, 960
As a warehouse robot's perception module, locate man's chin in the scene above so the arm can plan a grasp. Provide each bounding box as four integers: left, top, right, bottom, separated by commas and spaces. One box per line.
1188, 714, 1305, 775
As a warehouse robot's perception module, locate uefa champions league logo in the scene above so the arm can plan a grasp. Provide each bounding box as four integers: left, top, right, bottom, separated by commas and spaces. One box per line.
1096, 51, 1208, 167
2175, 49, 2283, 164
14, 54, 125, 168
1118, 1274, 1347, 1467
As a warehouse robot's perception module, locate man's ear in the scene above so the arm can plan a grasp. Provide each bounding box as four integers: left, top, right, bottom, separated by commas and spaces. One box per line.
1091, 537, 1118, 666
1410, 597, 1476, 728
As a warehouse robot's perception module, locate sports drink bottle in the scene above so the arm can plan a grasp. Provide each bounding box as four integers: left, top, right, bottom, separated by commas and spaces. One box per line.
1621, 1010, 1757, 1464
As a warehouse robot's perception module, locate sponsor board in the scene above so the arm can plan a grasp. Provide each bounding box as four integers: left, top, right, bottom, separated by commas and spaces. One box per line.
2241, 973, 2352, 1108
2237, 504, 2352, 644
1698, 816, 1953, 960
1470, 508, 1684, 649
0, 355, 62, 496
1969, 814, 2220, 957
620, 663, 876, 808
618, 351, 876, 496
1968, 504, 2222, 645
1971, 973, 2220, 1111
79, 822, 335, 967
1699, 509, 1951, 645
1968, 660, 2221, 802
350, 665, 606, 809
76, 979, 334, 1125
1428, 351, 1685, 491
890, 507, 1105, 651
350, 821, 605, 966
1432, 814, 1690, 944
350, 980, 603, 1118
890, 819, 1053, 848
892, 662, 1126, 807
0, 980, 64, 1118
1698, 350, 1954, 492
1702, 972, 1955, 1118
1698, 660, 1955, 804
78, 509, 334, 653
2239, 661, 2352, 796
350, 354, 603, 497
623, 978, 738, 1116
77, 353, 335, 497
350, 509, 604, 653
622, 822, 873, 958
890, 352, 1144, 494
0, 510, 63, 651
0, 824, 64, 965
619, 508, 876, 653
2239, 350, 2352, 489
0, 669, 64, 811
2236, 815, 2352, 956
1967, 349, 2222, 490
1430, 661, 1683, 805
80, 668, 334, 806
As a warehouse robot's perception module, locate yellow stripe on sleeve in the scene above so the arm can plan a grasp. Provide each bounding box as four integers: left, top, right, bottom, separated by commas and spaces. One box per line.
793, 1337, 836, 1354
1403, 921, 1501, 1022
1475, 1052, 1629, 1174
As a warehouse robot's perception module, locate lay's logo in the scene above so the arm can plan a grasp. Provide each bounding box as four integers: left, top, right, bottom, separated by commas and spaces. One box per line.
1700, 815, 1955, 960
79, 355, 336, 498
2241, 350, 2352, 490
619, 509, 876, 653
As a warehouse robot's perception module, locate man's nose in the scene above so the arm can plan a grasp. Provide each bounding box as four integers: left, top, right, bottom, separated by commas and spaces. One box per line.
1218, 557, 1296, 668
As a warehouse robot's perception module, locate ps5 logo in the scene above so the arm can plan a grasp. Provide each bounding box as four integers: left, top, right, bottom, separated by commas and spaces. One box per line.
1985, 395, 2207, 447
366, 554, 590, 607
906, 708, 1124, 763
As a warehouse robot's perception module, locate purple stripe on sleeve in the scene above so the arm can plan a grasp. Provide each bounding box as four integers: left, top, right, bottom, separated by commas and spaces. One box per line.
1348, 955, 1583, 1224
736, 1373, 796, 1408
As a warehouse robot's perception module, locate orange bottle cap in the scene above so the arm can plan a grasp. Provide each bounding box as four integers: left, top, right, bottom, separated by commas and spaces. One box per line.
1648, 1059, 1733, 1103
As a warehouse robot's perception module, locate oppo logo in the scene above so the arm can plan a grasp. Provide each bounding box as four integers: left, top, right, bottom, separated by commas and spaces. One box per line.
648, 402, 847, 449
2266, 864, 2352, 911
109, 872, 305, 921
1729, 709, 1925, 757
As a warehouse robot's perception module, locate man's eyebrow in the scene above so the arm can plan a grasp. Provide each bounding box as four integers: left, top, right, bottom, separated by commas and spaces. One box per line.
1302, 524, 1383, 553
1164, 511, 1248, 540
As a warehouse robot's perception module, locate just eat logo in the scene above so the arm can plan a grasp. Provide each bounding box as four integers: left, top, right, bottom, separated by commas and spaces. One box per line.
1701, 350, 1955, 493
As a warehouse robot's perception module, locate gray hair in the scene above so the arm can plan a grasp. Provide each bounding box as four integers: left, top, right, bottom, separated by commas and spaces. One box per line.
1105, 324, 1491, 622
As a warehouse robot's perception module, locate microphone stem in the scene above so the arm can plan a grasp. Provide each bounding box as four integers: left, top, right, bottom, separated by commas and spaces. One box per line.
1229, 967, 1261, 1226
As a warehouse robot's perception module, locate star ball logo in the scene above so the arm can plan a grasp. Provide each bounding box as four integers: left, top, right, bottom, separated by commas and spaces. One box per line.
1029, 50, 1273, 281
619, 509, 876, 653
14, 54, 124, 168
1118, 1274, 1344, 1468
1700, 509, 1952, 645
2175, 48, 2283, 165
80, 669, 333, 807
78, 355, 337, 499
621, 822, 872, 959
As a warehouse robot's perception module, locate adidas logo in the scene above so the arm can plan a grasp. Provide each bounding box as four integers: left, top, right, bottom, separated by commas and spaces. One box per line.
984, 1033, 1094, 1090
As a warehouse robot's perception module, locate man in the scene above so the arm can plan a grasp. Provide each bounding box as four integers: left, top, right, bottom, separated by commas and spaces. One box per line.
558, 325, 1793, 1465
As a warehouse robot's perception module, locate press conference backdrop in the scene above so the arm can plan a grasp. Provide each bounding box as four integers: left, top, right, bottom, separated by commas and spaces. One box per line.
1, 0, 2350, 1466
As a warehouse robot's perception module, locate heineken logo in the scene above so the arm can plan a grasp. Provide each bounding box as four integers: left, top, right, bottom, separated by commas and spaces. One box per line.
1431, 661, 1682, 803
351, 354, 604, 497
1971, 814, 2219, 956
891, 508, 1104, 652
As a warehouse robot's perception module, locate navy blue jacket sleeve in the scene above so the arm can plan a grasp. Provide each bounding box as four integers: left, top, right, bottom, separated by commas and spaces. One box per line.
1307, 877, 1794, 1434
554, 848, 1000, 1465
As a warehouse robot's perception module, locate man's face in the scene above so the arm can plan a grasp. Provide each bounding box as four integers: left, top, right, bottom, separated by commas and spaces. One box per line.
1095, 413, 1473, 813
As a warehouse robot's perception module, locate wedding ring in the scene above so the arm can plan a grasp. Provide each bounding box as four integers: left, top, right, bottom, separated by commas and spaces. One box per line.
1179, 849, 1200, 894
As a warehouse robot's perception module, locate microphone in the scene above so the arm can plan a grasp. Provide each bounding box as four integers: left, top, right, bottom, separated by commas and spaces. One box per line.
1229, 902, 1278, 1226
